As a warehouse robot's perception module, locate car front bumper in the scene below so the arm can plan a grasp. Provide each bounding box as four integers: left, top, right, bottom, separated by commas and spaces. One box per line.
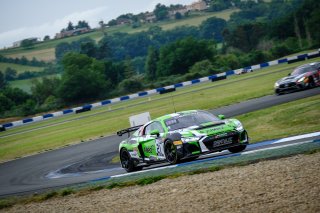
275, 82, 306, 94
177, 130, 249, 159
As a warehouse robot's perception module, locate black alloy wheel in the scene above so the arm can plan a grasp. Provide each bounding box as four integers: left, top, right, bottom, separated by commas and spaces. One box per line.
164, 140, 179, 164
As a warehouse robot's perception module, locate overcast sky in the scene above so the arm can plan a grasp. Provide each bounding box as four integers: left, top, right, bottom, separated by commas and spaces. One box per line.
0, 0, 195, 48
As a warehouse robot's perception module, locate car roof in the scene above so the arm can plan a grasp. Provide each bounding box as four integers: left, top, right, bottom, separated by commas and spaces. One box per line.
296, 62, 319, 69
154, 110, 199, 122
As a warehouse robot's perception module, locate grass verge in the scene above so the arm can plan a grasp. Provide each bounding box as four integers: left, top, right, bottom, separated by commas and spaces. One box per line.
236, 94, 320, 143
0, 58, 319, 162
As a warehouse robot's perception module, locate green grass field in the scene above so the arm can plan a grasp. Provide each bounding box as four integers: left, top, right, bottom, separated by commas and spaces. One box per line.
9, 74, 60, 93
0, 63, 44, 73
0, 57, 319, 162
0, 9, 238, 62
236, 95, 320, 142
9, 79, 34, 93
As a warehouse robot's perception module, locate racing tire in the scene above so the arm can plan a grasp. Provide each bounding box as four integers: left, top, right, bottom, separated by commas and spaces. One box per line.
164, 140, 180, 164
308, 77, 316, 88
228, 144, 247, 153
120, 149, 142, 172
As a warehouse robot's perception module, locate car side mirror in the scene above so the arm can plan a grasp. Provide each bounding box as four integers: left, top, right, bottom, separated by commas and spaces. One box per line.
150, 129, 160, 137
218, 114, 225, 120
288, 73, 291, 76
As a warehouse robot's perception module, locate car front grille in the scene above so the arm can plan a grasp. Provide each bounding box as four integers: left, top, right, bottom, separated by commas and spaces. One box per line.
202, 132, 239, 150
279, 82, 296, 88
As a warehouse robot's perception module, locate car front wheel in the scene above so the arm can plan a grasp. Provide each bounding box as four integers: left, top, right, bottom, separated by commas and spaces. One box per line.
164, 140, 180, 164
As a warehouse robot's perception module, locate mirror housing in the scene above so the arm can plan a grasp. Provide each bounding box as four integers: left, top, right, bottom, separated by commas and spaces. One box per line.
288, 73, 291, 76
218, 114, 225, 120
150, 129, 160, 137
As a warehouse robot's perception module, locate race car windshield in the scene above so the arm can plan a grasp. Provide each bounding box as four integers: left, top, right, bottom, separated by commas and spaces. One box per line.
165, 111, 220, 131
291, 65, 314, 75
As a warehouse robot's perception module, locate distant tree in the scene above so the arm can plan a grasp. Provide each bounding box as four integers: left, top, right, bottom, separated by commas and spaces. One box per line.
169, 4, 184, 10
20, 99, 37, 116
76, 20, 90, 29
30, 57, 39, 66
43, 35, 50, 41
131, 57, 145, 74
97, 37, 112, 60
225, 23, 266, 52
145, 46, 159, 80
118, 78, 143, 94
3, 86, 30, 105
189, 60, 215, 76
20, 56, 28, 65
103, 60, 125, 87
98, 20, 107, 36
213, 54, 241, 71
132, 21, 141, 28
123, 58, 136, 79
157, 37, 216, 77
21, 39, 35, 49
55, 42, 72, 61
59, 53, 110, 103
147, 26, 163, 37
208, 0, 232, 12
0, 93, 13, 112
199, 17, 227, 42
80, 41, 97, 58
31, 77, 61, 105
108, 19, 117, 26
154, 4, 169, 21
4, 68, 17, 81
66, 21, 75, 31
175, 12, 183, 20
0, 71, 6, 89
99, 20, 105, 28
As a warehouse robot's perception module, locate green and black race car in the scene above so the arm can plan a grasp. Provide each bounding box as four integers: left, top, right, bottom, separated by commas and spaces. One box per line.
117, 110, 249, 172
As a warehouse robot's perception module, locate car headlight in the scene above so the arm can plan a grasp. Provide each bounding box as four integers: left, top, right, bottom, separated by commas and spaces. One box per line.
181, 137, 201, 143
274, 82, 279, 88
233, 120, 244, 132
297, 76, 306, 83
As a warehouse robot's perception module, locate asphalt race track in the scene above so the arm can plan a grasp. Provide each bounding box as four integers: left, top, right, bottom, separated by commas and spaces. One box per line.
0, 87, 319, 197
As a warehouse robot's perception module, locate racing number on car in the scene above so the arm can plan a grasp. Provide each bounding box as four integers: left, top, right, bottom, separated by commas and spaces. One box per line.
155, 139, 164, 157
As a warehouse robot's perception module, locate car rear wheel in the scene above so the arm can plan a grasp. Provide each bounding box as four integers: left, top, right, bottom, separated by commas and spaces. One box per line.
228, 144, 247, 153
164, 140, 180, 164
120, 149, 142, 172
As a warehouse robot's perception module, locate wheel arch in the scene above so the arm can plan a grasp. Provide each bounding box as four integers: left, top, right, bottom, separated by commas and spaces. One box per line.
165, 132, 182, 142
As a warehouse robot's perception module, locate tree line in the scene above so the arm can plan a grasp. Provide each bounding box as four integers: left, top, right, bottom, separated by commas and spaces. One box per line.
0, 0, 319, 118
0, 55, 49, 67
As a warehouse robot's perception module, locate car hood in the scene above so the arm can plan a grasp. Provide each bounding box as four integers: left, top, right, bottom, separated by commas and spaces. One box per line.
170, 120, 237, 137
276, 73, 305, 84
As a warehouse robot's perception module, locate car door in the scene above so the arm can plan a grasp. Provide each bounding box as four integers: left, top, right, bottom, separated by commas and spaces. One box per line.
140, 121, 165, 160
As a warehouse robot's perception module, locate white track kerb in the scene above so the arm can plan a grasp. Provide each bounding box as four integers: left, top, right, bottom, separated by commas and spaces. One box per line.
1, 50, 319, 129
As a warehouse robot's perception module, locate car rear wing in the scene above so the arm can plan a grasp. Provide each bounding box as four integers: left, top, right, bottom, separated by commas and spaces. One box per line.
117, 125, 143, 137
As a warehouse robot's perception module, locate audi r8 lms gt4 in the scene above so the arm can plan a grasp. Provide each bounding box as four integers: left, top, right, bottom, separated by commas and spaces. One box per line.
117, 110, 249, 172
274, 62, 320, 95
